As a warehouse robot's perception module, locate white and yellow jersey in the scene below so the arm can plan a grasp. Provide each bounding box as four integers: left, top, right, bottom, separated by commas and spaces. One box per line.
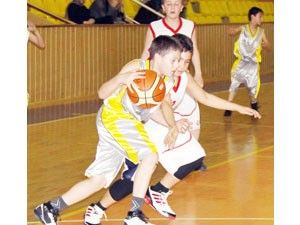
103, 59, 174, 122
149, 17, 195, 38
233, 25, 264, 63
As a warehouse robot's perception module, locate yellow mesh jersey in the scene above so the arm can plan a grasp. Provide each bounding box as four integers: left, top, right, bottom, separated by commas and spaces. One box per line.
233, 25, 264, 63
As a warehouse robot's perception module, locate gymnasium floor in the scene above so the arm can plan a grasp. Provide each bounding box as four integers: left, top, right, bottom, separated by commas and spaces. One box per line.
28, 82, 273, 225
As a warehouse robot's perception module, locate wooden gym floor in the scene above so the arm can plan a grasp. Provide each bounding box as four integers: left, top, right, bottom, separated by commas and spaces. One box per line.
28, 82, 274, 225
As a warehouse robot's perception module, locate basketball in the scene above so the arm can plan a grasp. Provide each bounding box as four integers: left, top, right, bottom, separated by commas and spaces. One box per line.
127, 70, 166, 109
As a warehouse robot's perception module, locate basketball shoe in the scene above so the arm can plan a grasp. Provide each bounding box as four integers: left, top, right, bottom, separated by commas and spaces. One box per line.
224, 110, 232, 117
84, 203, 107, 225
34, 202, 59, 225
144, 187, 176, 219
123, 210, 154, 225
251, 102, 259, 111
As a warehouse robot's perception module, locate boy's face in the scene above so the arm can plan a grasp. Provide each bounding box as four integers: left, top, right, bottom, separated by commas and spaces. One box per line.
251, 12, 264, 26
162, 0, 184, 19
157, 50, 181, 77
174, 51, 192, 77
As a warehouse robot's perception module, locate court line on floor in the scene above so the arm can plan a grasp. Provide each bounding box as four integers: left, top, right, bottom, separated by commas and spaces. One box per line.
28, 145, 273, 224
28, 112, 273, 129
28, 82, 273, 127
207, 145, 273, 170
28, 217, 273, 224
201, 120, 274, 128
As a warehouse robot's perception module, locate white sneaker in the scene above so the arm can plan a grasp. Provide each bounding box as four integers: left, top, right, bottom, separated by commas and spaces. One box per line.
144, 187, 176, 219
123, 210, 154, 225
84, 203, 106, 225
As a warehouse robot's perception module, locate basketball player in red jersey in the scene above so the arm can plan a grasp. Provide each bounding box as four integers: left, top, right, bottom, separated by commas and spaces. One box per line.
141, 1, 206, 171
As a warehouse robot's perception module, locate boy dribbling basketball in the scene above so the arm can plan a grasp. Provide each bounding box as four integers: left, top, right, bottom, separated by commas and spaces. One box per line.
34, 35, 183, 225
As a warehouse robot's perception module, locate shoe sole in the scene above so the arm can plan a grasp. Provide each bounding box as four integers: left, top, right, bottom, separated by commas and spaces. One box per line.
144, 196, 176, 220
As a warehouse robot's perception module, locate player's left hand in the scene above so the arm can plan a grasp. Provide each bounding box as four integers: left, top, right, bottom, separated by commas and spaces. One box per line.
164, 126, 179, 149
237, 106, 261, 119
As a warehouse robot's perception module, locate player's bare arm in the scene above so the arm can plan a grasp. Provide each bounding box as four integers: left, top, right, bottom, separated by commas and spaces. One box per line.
191, 30, 204, 87
228, 26, 243, 36
160, 94, 180, 149
262, 32, 272, 50
141, 28, 154, 60
28, 20, 45, 49
97, 60, 145, 99
186, 72, 261, 119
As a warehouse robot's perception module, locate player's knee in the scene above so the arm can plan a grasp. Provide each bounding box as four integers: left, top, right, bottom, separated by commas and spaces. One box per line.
122, 159, 138, 181
143, 152, 158, 170
109, 179, 133, 201
174, 157, 204, 180
88, 175, 107, 191
148, 152, 159, 164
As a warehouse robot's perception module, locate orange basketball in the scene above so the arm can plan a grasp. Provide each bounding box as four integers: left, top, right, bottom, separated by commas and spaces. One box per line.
127, 70, 166, 109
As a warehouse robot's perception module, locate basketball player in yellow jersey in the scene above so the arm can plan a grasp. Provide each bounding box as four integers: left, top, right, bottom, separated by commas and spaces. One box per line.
224, 6, 271, 117
34, 35, 183, 225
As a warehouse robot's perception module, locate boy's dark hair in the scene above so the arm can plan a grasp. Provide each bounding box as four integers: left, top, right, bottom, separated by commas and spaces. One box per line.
149, 35, 183, 59
248, 6, 264, 21
173, 33, 193, 54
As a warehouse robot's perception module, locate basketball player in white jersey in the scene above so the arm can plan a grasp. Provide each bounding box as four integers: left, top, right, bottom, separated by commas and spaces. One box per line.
141, 0, 206, 171
34, 35, 183, 225
83, 34, 261, 225
224, 7, 271, 117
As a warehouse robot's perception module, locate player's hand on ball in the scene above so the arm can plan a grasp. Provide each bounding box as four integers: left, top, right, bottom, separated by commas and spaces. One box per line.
164, 126, 179, 149
176, 119, 192, 133
238, 106, 261, 119
120, 70, 145, 92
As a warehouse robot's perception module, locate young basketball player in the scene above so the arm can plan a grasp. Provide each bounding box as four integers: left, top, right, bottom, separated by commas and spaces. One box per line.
141, 0, 206, 170
224, 6, 271, 117
83, 34, 261, 225
33, 35, 183, 225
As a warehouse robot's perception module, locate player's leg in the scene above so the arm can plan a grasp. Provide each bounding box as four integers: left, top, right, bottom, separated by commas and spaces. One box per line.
145, 135, 205, 219
34, 111, 124, 225
84, 159, 136, 225
224, 90, 238, 116
146, 157, 204, 219
224, 60, 243, 117
101, 110, 158, 225
247, 63, 260, 111
124, 152, 158, 225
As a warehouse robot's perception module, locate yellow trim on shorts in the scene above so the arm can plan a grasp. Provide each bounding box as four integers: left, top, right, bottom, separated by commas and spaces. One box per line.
255, 63, 261, 98
102, 108, 139, 163
101, 107, 157, 164
101, 86, 157, 163
230, 58, 241, 80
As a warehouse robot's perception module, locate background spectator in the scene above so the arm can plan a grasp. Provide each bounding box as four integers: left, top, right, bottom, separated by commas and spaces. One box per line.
134, 0, 162, 24
66, 0, 95, 24
89, 0, 126, 24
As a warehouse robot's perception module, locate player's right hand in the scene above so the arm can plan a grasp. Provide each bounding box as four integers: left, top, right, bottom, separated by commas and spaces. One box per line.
176, 119, 192, 133
119, 70, 145, 93
237, 106, 262, 119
